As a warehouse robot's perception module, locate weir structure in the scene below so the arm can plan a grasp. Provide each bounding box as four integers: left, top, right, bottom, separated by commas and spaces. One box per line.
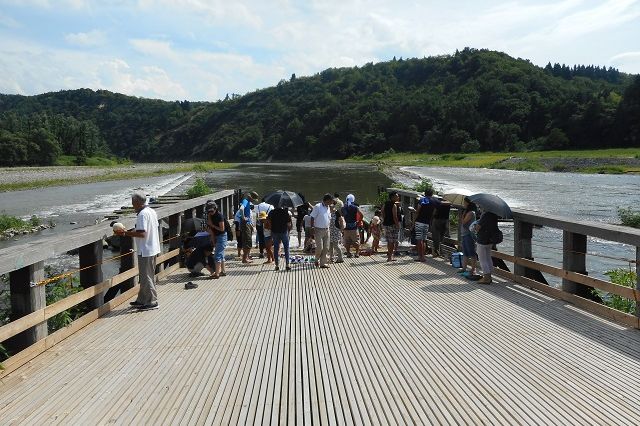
0, 188, 639, 424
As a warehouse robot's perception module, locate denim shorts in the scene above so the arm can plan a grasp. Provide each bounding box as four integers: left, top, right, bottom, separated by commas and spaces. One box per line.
462, 234, 477, 257
215, 234, 227, 263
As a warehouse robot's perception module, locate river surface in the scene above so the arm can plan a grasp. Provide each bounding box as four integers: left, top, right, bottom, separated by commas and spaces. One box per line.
398, 166, 640, 282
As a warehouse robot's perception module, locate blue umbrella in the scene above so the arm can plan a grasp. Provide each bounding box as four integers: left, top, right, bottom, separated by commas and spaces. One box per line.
468, 193, 513, 219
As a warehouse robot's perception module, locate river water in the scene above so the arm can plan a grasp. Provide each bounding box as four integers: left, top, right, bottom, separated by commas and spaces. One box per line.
397, 166, 640, 282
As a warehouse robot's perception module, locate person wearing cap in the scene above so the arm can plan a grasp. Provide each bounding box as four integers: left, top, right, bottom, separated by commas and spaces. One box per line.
341, 193, 362, 258
382, 191, 400, 261
255, 198, 274, 258
310, 193, 334, 268
258, 210, 274, 264
206, 201, 227, 278
240, 192, 258, 263
412, 190, 437, 262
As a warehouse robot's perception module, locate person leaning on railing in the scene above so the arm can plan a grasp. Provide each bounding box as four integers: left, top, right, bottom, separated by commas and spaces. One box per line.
474, 210, 500, 285
114, 191, 160, 310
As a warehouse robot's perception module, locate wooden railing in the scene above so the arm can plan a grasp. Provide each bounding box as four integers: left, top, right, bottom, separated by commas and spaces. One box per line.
390, 188, 640, 328
0, 189, 237, 377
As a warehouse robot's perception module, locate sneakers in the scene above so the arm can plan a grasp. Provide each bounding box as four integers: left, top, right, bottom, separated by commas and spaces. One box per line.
185, 281, 198, 290
457, 269, 466, 274
477, 275, 492, 285
462, 271, 471, 278
335, 259, 344, 263
189, 271, 206, 277
285, 265, 291, 271
129, 301, 143, 307
275, 265, 280, 271
136, 302, 159, 310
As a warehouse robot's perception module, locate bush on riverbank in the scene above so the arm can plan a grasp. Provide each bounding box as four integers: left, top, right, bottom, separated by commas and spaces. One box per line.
0, 214, 44, 233
186, 178, 212, 199
596, 269, 637, 314
618, 207, 640, 228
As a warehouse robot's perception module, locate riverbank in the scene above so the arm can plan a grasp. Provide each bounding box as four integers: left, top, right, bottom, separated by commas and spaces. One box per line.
345, 148, 640, 174
0, 162, 237, 192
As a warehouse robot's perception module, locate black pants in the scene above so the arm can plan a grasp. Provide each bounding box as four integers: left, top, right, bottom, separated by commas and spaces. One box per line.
256, 223, 265, 253
431, 218, 448, 254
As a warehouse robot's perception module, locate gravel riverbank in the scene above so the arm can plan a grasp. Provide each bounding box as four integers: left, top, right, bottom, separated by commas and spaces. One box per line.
0, 164, 172, 187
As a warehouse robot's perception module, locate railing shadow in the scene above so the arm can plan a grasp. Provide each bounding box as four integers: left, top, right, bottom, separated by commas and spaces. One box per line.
411, 258, 640, 361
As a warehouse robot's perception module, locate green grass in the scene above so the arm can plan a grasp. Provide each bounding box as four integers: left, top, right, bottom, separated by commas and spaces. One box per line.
55, 155, 131, 167
345, 148, 640, 174
0, 214, 41, 233
0, 162, 237, 192
186, 177, 213, 198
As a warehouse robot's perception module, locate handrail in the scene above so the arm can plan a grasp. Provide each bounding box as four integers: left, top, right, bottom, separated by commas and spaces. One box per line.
0, 189, 235, 276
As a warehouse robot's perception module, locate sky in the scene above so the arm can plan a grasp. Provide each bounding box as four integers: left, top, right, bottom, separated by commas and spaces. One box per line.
0, 0, 639, 101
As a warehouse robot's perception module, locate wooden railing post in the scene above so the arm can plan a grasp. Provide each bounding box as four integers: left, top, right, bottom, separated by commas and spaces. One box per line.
79, 240, 104, 310
104, 236, 137, 302
562, 231, 598, 300
119, 236, 137, 292
514, 220, 535, 279
157, 220, 165, 274
6, 261, 47, 353
168, 213, 182, 266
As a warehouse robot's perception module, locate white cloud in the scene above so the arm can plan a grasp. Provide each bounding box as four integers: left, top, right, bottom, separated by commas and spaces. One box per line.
64, 29, 107, 47
0, 13, 20, 28
136, 0, 264, 28
609, 51, 640, 74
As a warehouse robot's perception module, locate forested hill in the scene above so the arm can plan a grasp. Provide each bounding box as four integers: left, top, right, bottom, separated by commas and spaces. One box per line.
1, 48, 639, 165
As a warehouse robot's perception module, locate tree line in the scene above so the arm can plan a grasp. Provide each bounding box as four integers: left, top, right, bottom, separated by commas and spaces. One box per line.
0, 48, 638, 165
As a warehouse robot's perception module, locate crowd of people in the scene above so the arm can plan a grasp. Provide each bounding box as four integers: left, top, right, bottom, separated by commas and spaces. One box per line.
120, 187, 502, 310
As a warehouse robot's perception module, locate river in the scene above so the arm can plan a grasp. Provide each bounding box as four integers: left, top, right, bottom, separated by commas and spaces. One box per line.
397, 166, 640, 282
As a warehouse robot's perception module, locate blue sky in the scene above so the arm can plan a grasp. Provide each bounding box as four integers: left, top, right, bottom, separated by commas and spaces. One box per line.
1, 0, 639, 101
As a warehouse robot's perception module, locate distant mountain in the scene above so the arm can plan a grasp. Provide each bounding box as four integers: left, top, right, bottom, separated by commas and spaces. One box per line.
1, 48, 638, 165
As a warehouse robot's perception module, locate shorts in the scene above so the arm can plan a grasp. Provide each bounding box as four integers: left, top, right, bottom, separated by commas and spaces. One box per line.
462, 234, 477, 258
343, 229, 359, 247
414, 222, 429, 241
215, 233, 227, 263
241, 222, 253, 250
384, 225, 399, 244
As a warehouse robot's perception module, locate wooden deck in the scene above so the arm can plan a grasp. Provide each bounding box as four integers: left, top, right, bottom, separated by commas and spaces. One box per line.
2, 254, 640, 425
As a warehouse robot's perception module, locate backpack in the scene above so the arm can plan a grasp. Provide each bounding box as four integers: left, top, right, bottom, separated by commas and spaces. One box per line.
224, 219, 233, 241
490, 229, 503, 245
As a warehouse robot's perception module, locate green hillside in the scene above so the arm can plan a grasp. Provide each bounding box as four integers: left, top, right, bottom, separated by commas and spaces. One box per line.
1, 48, 639, 165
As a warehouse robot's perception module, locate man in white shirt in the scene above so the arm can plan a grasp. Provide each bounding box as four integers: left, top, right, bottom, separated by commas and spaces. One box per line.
115, 191, 160, 310
310, 193, 334, 268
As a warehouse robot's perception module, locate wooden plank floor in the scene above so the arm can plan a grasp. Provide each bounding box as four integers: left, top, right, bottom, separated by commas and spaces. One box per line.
2, 254, 640, 425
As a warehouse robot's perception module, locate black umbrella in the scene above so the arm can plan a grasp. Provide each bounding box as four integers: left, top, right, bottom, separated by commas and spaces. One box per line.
263, 190, 304, 208
182, 217, 207, 234
468, 193, 513, 219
